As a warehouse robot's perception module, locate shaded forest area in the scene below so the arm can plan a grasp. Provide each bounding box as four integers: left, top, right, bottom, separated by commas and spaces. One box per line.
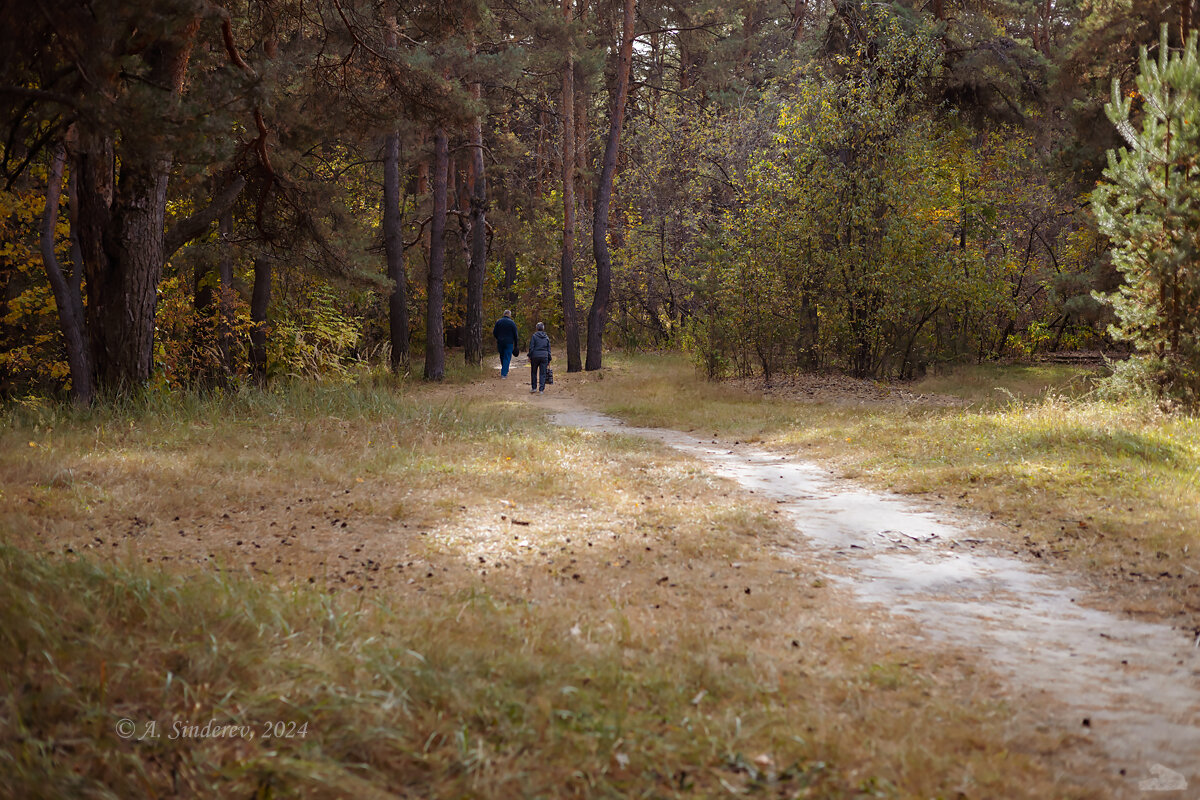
1, 0, 1197, 402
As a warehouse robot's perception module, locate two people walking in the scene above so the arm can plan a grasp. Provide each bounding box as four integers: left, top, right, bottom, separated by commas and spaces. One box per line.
492, 311, 553, 394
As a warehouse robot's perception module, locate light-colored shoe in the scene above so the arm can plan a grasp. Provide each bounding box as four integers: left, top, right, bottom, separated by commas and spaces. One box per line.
538, 389, 544, 394
530, 388, 537, 393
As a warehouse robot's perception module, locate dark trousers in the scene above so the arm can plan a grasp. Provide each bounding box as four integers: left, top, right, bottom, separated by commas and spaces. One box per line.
498, 342, 514, 376
530, 357, 548, 391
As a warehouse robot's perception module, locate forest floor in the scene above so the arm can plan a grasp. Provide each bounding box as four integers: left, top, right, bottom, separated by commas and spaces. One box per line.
2, 353, 1197, 798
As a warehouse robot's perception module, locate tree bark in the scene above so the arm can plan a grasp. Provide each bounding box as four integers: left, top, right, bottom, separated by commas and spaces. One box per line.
792, 0, 807, 40
40, 144, 94, 404
465, 78, 488, 366
424, 128, 448, 381
383, 131, 410, 372
575, 0, 591, 213
217, 210, 236, 378
503, 252, 518, 307
73, 17, 200, 395
561, 0, 583, 372
249, 255, 271, 385
586, 0, 635, 371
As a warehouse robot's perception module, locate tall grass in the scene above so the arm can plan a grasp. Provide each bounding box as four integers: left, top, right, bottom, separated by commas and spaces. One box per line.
1, 369, 1103, 797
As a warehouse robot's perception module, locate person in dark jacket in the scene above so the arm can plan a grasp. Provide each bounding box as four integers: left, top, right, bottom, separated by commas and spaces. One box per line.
492, 310, 519, 378
527, 322, 552, 394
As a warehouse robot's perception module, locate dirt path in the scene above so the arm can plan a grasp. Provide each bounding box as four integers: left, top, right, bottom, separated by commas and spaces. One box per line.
507, 370, 1200, 798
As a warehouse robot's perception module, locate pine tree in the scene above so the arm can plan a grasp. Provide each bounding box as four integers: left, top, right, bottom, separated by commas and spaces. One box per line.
1093, 25, 1200, 403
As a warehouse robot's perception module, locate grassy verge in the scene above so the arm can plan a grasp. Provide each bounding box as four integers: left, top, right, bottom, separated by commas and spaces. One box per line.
571, 354, 1200, 627
1, 374, 1100, 797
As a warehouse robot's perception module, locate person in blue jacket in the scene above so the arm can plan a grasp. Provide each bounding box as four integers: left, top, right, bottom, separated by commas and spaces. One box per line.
492, 310, 519, 378
527, 322, 552, 394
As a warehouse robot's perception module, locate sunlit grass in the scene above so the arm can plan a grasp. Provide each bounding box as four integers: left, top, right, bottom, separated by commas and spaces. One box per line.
0, 370, 1102, 797
577, 353, 1200, 617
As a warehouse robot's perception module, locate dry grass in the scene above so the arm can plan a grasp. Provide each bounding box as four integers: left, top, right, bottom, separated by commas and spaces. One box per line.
0, 373, 1105, 797
571, 353, 1200, 628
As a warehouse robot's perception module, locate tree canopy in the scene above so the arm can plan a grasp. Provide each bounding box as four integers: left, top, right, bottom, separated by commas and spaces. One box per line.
0, 0, 1193, 400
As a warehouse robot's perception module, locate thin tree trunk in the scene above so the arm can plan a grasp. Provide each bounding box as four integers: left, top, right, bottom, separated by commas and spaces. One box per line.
425, 129, 448, 381
192, 233, 215, 385
575, 65, 590, 213
40, 143, 94, 404
383, 132, 410, 371
537, 108, 548, 193
465, 78, 488, 366
561, 0, 583, 372
249, 256, 271, 385
575, 0, 591, 212
217, 210, 236, 378
586, 0, 635, 371
503, 252, 518, 307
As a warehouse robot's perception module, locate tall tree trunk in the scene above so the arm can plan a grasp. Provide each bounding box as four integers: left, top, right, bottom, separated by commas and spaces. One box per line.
189, 180, 233, 386
382, 17, 409, 373
537, 108, 548, 193
425, 129, 448, 381
503, 252, 518, 307
217, 210, 236, 379
192, 233, 216, 385
40, 144, 94, 404
465, 78, 488, 366
383, 132, 410, 372
561, 0, 583, 372
103, 154, 173, 389
576, 0, 591, 213
792, 0, 807, 40
73, 18, 200, 395
75, 134, 174, 393
249, 256, 271, 385
586, 0, 635, 371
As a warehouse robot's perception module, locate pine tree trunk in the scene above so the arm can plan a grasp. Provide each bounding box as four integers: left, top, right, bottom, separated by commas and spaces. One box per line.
503, 252, 518, 307
73, 18, 199, 395
90, 154, 173, 390
465, 82, 488, 366
587, 0, 635, 371
384, 132, 410, 372
793, 0, 807, 39
575, 0, 591, 214
217, 211, 236, 379
425, 129, 448, 381
249, 256, 271, 385
40, 144, 94, 404
561, 0, 583, 372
